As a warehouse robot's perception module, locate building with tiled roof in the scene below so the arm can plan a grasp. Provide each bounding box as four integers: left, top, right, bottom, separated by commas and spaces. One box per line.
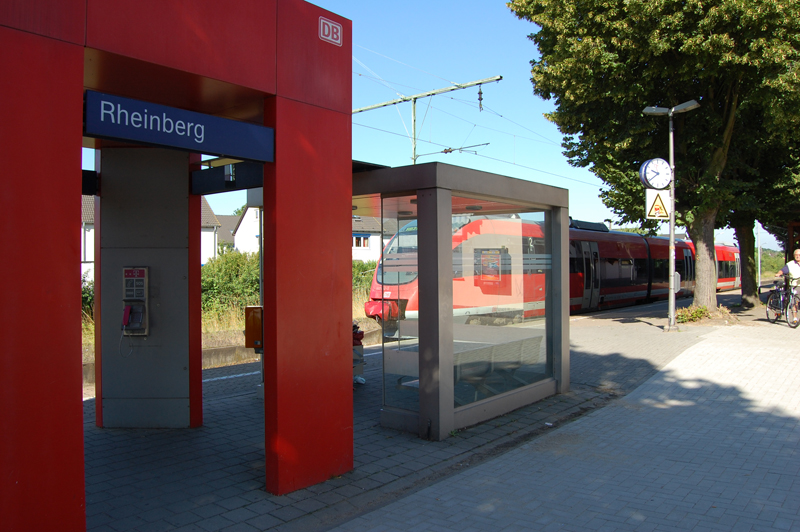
81, 196, 96, 282
199, 197, 221, 265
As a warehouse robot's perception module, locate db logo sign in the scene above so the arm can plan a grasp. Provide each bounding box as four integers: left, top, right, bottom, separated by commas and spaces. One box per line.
319, 17, 342, 46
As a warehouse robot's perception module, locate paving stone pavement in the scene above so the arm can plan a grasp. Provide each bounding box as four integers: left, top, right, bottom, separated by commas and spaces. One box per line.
332, 311, 800, 531
83, 295, 790, 531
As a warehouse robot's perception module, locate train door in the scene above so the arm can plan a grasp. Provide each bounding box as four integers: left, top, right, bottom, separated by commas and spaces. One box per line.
734, 253, 741, 289
578, 241, 600, 309
682, 248, 694, 293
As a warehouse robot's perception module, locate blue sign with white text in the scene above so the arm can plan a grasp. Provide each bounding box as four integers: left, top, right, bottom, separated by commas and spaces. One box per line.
84, 91, 274, 162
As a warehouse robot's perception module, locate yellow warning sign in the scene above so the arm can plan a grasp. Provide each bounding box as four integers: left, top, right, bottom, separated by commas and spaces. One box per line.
645, 189, 670, 220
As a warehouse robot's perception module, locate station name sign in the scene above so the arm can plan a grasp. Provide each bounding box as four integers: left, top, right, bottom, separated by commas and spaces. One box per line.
84, 91, 274, 162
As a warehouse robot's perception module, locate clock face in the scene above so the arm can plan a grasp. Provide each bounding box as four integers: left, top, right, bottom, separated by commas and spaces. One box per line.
641, 158, 672, 189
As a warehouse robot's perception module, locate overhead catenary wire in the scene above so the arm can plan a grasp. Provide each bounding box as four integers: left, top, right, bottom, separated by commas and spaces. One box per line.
353, 55, 559, 152
356, 45, 459, 86
355, 73, 425, 98
354, 47, 560, 143
350, 51, 591, 183
416, 142, 489, 159
429, 105, 559, 147
353, 122, 602, 188
438, 97, 561, 145
352, 57, 407, 99
353, 76, 503, 164
354, 70, 561, 147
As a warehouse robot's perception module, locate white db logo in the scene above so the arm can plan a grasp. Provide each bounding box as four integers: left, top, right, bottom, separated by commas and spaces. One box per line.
319, 17, 342, 46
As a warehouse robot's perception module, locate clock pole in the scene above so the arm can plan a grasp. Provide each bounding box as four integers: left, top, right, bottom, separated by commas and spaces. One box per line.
642, 99, 700, 332
668, 110, 676, 331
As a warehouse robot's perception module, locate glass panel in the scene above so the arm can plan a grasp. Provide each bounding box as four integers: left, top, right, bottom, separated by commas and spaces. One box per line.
380, 196, 420, 413
451, 202, 551, 408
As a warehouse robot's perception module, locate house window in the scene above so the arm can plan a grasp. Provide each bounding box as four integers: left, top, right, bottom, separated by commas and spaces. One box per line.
353, 235, 370, 248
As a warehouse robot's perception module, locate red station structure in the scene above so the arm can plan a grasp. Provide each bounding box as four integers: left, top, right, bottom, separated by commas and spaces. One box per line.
0, 2, 353, 530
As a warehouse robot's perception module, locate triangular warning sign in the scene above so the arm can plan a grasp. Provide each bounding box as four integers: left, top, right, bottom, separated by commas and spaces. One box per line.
647, 193, 669, 219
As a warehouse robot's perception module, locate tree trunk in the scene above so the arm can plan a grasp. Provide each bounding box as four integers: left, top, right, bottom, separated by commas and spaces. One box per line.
734, 222, 759, 308
687, 209, 719, 310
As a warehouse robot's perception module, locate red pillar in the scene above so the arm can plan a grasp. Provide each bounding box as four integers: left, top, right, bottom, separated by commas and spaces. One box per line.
262, 96, 353, 494
189, 155, 204, 427
0, 25, 86, 532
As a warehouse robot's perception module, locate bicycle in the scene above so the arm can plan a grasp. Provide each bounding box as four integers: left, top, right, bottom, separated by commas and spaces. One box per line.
766, 276, 800, 328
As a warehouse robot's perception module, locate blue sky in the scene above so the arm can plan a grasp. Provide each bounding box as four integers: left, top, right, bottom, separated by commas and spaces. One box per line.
82, 0, 779, 249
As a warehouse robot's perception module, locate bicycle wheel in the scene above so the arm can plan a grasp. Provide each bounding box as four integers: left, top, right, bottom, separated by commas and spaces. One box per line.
787, 295, 800, 328
766, 292, 781, 323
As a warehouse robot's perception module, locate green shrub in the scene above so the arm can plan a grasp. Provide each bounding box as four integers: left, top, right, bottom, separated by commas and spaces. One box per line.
81, 272, 95, 319
676, 305, 710, 323
201, 251, 260, 313
759, 249, 786, 277
353, 260, 377, 291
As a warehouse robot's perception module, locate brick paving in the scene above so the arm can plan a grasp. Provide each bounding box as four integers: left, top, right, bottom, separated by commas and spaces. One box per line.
333, 299, 800, 531
84, 293, 795, 531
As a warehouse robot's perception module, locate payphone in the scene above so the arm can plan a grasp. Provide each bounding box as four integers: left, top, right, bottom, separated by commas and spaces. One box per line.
122, 267, 149, 336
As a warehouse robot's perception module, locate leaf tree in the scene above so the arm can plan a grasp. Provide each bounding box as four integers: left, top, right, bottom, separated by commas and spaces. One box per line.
232, 203, 247, 217
720, 98, 800, 307
508, 0, 800, 309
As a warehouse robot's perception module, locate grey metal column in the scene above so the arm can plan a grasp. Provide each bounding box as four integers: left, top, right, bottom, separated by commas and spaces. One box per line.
416, 187, 454, 440
550, 206, 570, 393
99, 148, 191, 427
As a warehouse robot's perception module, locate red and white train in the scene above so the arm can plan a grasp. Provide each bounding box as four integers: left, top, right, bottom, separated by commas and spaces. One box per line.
365, 217, 740, 325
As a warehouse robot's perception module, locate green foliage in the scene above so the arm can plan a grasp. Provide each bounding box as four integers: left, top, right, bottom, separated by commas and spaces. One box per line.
201, 251, 260, 313
676, 305, 710, 323
353, 260, 377, 291
759, 249, 786, 276
217, 241, 235, 255
200, 257, 378, 316
81, 272, 94, 319
232, 204, 247, 217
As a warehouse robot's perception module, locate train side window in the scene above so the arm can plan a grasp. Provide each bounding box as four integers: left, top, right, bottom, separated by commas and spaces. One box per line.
523, 237, 547, 274
718, 260, 735, 279
453, 244, 463, 279
634, 259, 648, 284
584, 255, 592, 289
569, 241, 582, 274
601, 257, 635, 288
652, 259, 668, 284
620, 258, 634, 286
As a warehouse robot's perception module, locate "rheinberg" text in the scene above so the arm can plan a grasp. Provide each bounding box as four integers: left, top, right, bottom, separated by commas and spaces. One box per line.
100, 101, 205, 144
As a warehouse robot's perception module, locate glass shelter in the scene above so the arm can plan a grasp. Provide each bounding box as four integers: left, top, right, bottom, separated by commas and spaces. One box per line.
353, 163, 570, 440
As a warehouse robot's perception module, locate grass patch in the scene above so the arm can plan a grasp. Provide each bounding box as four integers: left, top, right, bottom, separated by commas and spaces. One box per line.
676, 305, 710, 323
676, 304, 735, 324
202, 303, 246, 348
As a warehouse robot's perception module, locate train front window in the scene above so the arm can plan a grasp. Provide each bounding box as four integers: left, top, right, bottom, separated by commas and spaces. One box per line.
376, 224, 419, 286
380, 197, 420, 414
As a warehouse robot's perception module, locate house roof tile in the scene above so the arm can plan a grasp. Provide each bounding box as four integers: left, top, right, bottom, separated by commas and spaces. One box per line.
81, 196, 94, 224
216, 215, 238, 243
82, 195, 220, 227
201, 197, 220, 227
